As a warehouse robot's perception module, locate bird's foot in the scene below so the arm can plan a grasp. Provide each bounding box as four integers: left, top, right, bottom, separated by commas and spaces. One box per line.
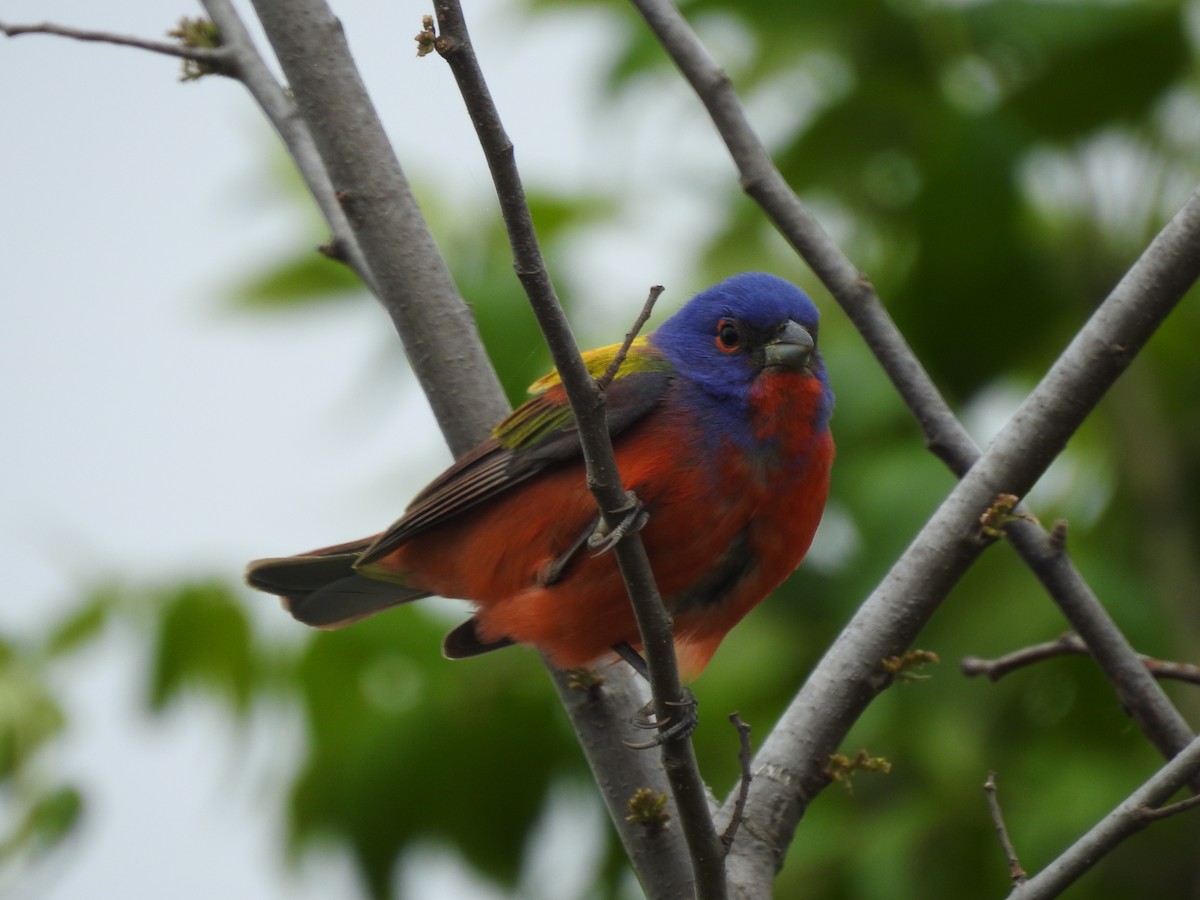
623, 688, 699, 750
588, 491, 648, 555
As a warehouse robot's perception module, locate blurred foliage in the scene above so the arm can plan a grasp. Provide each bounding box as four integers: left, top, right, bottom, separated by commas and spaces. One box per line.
287, 610, 580, 896
0, 615, 85, 877
10, 0, 1200, 897
149, 581, 258, 714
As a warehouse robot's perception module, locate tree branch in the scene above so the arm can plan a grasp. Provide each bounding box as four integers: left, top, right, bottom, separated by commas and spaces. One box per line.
196, 0, 377, 295
548, 668, 696, 897
984, 772, 1028, 885
597, 285, 663, 391
0, 19, 231, 70
429, 3, 724, 895
721, 713, 754, 852
622, 0, 1200, 878
231, 2, 710, 894
725, 184, 1200, 891
1008, 732, 1200, 899
962, 633, 1200, 687
1000, 520, 1199, 767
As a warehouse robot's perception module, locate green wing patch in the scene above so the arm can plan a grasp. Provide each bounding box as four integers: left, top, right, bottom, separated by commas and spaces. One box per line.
497, 337, 669, 451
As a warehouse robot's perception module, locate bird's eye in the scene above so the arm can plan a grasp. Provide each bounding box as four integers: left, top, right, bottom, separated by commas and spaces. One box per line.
715, 318, 742, 352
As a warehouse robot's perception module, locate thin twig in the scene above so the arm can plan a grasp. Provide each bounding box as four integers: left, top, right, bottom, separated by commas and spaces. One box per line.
984, 772, 1028, 885
721, 713, 754, 853
597, 285, 663, 391
430, 3, 725, 895
1010, 732, 1200, 899
0, 20, 231, 69
962, 633, 1200, 686
1131, 791, 1200, 823
1000, 524, 1199, 770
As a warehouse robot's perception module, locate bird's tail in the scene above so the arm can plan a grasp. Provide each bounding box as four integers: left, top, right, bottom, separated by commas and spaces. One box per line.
246, 537, 430, 629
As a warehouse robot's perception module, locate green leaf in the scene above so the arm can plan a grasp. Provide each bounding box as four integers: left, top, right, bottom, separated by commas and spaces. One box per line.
0, 784, 84, 862
231, 252, 365, 311
148, 581, 256, 714
0, 640, 65, 780
25, 785, 83, 847
286, 609, 582, 897
42, 589, 113, 658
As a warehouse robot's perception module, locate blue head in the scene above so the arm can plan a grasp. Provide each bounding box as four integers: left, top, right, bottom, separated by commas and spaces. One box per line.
650, 273, 832, 433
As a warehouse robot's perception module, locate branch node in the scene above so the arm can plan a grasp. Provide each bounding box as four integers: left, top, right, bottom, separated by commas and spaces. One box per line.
317, 237, 351, 265
625, 787, 672, 833
1048, 518, 1070, 553
414, 14, 437, 57
824, 749, 891, 795
976, 493, 1037, 542
166, 17, 224, 81
1131, 792, 1200, 824
881, 648, 940, 682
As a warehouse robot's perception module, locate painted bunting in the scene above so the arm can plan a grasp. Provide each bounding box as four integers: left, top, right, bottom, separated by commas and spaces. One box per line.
247, 272, 834, 679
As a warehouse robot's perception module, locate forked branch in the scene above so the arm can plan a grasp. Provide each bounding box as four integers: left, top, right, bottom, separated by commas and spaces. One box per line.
1009, 733, 1200, 899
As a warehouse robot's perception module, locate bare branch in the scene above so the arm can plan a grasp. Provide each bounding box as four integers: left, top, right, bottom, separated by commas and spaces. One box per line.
429, 2, 724, 893
720, 713, 754, 852
17, 2, 697, 888
1009, 733, 1200, 899
1000, 522, 1199, 769
962, 633, 1200, 686
597, 285, 663, 392
548, 668, 695, 893
732, 183, 1200, 890
984, 772, 1028, 885
0, 19, 231, 71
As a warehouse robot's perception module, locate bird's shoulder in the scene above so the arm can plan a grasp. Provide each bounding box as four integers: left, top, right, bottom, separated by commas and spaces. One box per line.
358, 338, 675, 563
493, 336, 674, 451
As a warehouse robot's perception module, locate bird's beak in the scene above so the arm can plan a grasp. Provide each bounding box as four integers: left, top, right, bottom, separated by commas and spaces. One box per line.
761, 320, 815, 371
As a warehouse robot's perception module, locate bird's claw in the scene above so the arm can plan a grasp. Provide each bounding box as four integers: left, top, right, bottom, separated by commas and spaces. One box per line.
623, 689, 699, 750
588, 491, 649, 555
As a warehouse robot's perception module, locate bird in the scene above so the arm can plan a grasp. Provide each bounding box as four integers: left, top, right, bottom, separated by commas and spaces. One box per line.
246, 272, 834, 680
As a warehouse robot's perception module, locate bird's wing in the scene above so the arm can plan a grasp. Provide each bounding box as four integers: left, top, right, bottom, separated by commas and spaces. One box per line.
357, 338, 673, 565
